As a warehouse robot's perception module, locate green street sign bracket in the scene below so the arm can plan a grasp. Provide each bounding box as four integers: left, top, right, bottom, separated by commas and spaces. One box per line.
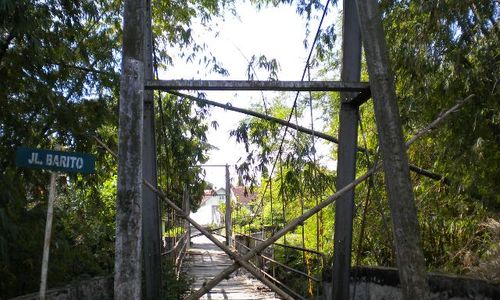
16, 147, 96, 174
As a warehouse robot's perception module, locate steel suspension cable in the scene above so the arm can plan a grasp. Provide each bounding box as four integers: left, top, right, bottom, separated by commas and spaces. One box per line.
269, 177, 276, 279
307, 63, 321, 253
351, 110, 375, 300
152, 40, 170, 250
279, 157, 288, 261
290, 69, 307, 271
248, 0, 332, 222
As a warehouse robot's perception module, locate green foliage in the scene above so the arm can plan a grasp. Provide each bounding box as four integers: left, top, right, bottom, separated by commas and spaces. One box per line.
377, 0, 499, 274
0, 0, 235, 298
1, 1, 119, 297
230, 0, 499, 286
380, 0, 499, 209
161, 259, 192, 299
163, 226, 186, 238
156, 93, 213, 211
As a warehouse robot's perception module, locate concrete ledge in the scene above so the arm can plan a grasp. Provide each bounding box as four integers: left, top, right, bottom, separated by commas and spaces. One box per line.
10, 276, 113, 300
323, 266, 500, 300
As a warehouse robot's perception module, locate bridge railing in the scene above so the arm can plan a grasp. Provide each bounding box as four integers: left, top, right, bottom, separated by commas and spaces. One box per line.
234, 232, 324, 300
162, 226, 189, 277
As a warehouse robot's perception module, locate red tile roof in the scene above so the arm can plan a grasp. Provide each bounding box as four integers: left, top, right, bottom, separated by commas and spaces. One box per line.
231, 186, 257, 205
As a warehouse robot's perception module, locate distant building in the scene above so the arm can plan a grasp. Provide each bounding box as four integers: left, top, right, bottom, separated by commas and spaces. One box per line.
190, 188, 225, 226
189, 186, 257, 226
231, 186, 257, 209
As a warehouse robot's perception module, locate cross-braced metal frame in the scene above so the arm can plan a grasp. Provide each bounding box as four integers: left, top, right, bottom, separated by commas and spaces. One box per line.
115, 0, 441, 299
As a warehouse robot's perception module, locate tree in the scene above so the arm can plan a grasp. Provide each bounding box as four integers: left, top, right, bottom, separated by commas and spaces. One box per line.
0, 0, 236, 297
379, 0, 499, 277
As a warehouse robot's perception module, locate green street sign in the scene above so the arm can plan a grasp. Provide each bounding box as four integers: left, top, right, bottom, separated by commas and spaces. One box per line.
16, 147, 96, 174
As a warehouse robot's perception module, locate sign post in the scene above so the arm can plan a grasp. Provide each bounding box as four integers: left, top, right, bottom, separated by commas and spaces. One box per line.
39, 171, 57, 300
15, 146, 95, 299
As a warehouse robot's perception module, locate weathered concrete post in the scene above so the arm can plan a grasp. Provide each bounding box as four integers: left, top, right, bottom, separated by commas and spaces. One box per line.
115, 0, 144, 298
142, 0, 162, 298
354, 0, 430, 298
332, 0, 362, 299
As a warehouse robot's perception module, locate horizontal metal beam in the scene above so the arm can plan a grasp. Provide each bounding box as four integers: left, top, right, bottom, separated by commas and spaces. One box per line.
145, 79, 370, 92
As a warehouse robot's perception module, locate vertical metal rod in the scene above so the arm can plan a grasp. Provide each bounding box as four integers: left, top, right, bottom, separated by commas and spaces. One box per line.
279, 160, 288, 260
332, 0, 362, 299
269, 178, 276, 283
301, 196, 306, 271
115, 0, 144, 296
316, 196, 320, 253
39, 171, 57, 300
225, 164, 232, 246
142, 0, 162, 298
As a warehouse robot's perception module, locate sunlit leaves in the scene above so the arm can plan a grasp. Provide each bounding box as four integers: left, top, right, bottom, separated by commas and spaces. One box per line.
232, 0, 499, 279
155, 93, 213, 210
0, 0, 236, 297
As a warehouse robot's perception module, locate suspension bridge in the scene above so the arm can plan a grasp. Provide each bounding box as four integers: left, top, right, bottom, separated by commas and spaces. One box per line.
4, 0, 498, 298
108, 0, 475, 299
78, 0, 481, 299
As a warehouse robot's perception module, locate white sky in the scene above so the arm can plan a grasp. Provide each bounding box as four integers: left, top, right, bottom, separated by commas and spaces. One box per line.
162, 0, 339, 188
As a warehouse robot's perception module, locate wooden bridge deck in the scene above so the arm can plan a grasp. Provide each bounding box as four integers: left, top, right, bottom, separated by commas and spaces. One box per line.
182, 229, 280, 299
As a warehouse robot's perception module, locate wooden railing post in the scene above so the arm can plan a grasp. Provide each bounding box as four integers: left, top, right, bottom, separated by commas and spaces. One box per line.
183, 187, 191, 249
225, 164, 232, 246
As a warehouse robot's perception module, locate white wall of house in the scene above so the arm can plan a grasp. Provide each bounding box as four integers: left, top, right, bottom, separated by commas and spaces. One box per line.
190, 196, 223, 226
190, 188, 228, 226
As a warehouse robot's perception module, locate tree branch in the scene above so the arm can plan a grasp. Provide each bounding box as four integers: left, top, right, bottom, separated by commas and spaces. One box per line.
0, 32, 15, 66
55, 62, 115, 76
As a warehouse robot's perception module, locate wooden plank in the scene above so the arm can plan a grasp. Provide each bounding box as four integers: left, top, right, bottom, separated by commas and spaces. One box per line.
145, 79, 369, 92
183, 228, 280, 300
225, 165, 232, 246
